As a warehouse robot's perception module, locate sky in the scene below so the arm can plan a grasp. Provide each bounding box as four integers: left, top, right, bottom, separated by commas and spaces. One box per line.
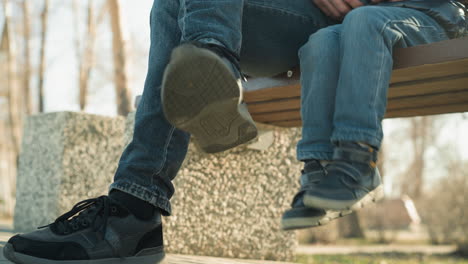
5, 0, 468, 196
42, 0, 152, 114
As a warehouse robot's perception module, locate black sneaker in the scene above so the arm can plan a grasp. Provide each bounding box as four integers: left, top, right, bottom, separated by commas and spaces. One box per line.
303, 142, 384, 211
281, 161, 352, 230
161, 42, 258, 153
3, 196, 165, 264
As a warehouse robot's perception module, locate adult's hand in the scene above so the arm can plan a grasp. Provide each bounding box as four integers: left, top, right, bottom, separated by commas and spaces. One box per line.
313, 0, 363, 20
314, 0, 404, 20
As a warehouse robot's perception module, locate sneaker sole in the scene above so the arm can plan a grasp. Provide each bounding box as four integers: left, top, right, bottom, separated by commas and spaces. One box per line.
281, 209, 353, 230
3, 243, 165, 264
161, 44, 258, 153
303, 185, 385, 211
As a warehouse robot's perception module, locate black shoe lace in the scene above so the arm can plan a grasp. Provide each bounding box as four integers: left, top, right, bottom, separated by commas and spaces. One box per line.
184, 41, 248, 82
39, 196, 112, 236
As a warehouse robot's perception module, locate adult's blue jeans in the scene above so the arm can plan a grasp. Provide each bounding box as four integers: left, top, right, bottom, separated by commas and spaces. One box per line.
110, 0, 449, 215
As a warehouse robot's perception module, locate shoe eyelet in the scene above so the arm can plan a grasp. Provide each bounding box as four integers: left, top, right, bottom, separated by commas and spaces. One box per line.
111, 206, 117, 213
72, 224, 79, 230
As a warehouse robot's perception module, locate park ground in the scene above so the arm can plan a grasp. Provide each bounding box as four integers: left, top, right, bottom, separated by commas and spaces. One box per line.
2, 217, 467, 264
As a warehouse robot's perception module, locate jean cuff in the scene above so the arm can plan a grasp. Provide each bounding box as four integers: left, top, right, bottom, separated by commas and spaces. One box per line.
197, 38, 241, 54
331, 128, 382, 150
109, 180, 172, 216
297, 143, 334, 161
297, 150, 334, 161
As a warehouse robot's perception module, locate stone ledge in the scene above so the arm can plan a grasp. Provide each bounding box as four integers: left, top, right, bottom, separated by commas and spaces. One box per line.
13, 112, 126, 232
13, 111, 301, 261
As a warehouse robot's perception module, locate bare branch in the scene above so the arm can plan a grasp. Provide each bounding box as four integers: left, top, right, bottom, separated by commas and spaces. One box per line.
38, 0, 50, 113
21, 0, 32, 114
108, 0, 132, 116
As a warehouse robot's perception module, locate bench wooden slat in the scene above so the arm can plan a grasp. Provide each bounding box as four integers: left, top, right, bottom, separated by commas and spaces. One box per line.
247, 97, 300, 114
386, 103, 468, 118
252, 110, 301, 123
244, 59, 468, 105
244, 37, 468, 127
261, 102, 468, 127
389, 74, 468, 98
391, 58, 468, 84
249, 91, 468, 124
272, 120, 302, 127
392, 37, 468, 69
243, 83, 301, 103
246, 74, 468, 115
251, 90, 468, 124
387, 90, 468, 110
247, 80, 468, 115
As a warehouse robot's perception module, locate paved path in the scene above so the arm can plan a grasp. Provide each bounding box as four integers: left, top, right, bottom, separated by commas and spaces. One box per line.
1, 219, 458, 263
0, 219, 292, 264
296, 244, 457, 255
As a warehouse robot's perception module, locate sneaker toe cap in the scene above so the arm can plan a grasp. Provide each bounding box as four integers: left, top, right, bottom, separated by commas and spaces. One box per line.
7, 234, 89, 260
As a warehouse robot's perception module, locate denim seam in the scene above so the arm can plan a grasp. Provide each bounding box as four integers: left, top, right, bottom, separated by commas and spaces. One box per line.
180, 0, 187, 43
151, 125, 176, 184
246, 2, 321, 28
372, 19, 438, 106
331, 128, 382, 147
372, 19, 438, 130
372, 19, 391, 109
297, 150, 334, 161
117, 161, 161, 171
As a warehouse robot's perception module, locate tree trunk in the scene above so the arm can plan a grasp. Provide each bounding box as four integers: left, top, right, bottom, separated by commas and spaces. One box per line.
1, 0, 20, 217
411, 117, 427, 199
377, 144, 385, 181
3, 0, 21, 155
21, 0, 33, 114
73, 0, 105, 111
38, 0, 50, 113
108, 0, 132, 116
401, 116, 432, 199
338, 213, 365, 238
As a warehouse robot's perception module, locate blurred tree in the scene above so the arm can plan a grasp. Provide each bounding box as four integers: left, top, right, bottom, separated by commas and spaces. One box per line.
400, 116, 436, 199
21, 0, 32, 114
73, 0, 108, 111
2, 0, 21, 155
338, 213, 365, 238
0, 0, 20, 217
378, 144, 385, 180
38, 0, 50, 113
74, 0, 95, 111
108, 0, 132, 116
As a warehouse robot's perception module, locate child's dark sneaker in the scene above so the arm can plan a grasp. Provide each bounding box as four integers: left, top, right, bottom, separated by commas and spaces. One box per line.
303, 142, 384, 211
3, 196, 165, 264
161, 42, 258, 153
281, 161, 352, 230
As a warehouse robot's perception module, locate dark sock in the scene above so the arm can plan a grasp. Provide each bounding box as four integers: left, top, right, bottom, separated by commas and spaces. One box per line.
109, 190, 157, 220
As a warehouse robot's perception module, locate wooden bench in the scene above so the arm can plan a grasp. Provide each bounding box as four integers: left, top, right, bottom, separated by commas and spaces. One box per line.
243, 36, 468, 127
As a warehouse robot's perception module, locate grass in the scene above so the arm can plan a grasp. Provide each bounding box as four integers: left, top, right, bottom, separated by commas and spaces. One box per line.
297, 253, 468, 264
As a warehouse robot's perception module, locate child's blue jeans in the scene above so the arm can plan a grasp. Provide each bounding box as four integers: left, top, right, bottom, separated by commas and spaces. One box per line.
110, 0, 449, 215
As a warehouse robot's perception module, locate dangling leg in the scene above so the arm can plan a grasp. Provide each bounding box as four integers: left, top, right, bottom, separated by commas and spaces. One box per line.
304, 6, 449, 212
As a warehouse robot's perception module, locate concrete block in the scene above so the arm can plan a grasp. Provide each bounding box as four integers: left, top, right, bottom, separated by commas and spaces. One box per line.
14, 111, 300, 261
125, 113, 300, 261
14, 112, 126, 232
